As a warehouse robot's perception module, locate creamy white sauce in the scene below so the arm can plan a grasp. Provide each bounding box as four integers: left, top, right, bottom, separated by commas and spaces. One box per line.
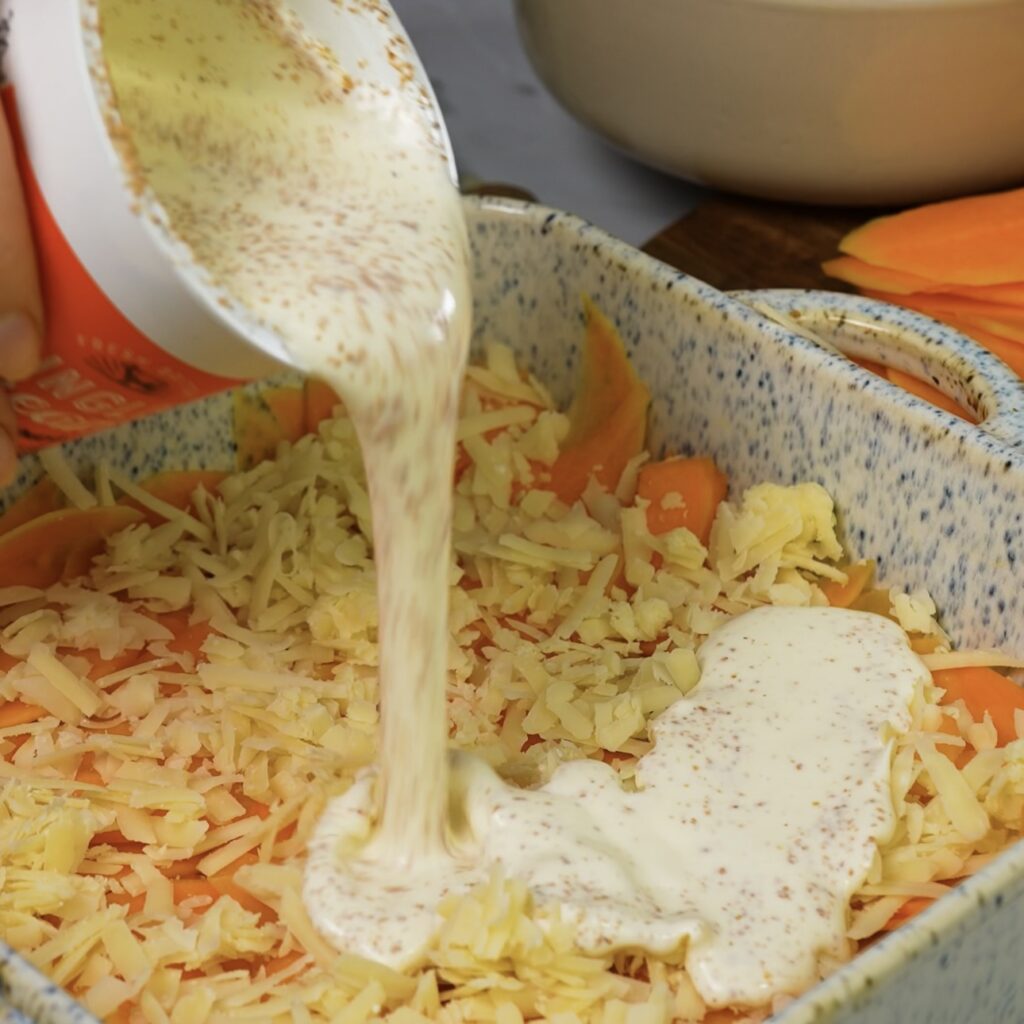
101, 0, 470, 862
307, 606, 924, 1006
99, 2, 927, 1010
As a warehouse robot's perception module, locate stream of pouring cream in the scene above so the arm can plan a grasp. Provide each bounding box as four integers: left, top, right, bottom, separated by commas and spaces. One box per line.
100, 0, 927, 1008
101, 0, 470, 866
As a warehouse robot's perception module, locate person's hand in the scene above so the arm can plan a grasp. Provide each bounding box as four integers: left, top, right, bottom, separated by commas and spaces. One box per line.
0, 113, 42, 484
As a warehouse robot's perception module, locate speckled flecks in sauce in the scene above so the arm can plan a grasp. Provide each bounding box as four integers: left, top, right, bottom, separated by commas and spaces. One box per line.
306, 606, 925, 1007
100, 0, 471, 863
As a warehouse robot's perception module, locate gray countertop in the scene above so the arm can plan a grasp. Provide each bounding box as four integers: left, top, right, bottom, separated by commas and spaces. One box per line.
392, 0, 704, 247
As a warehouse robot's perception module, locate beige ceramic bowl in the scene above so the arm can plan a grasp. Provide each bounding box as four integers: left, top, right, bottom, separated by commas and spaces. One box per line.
515, 0, 1024, 205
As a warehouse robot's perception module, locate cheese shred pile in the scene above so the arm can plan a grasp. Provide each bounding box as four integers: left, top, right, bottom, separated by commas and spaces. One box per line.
1, 343, 1022, 1024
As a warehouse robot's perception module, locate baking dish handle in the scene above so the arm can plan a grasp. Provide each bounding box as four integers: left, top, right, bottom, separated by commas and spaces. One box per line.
730, 288, 1024, 449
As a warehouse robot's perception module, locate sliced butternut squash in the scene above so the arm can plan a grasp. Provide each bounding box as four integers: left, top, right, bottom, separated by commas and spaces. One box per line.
948, 281, 1024, 306
544, 298, 650, 504
563, 297, 648, 447
636, 456, 728, 544
939, 319, 1024, 379
863, 290, 1024, 333
304, 378, 341, 434
840, 188, 1024, 285
883, 368, 974, 422
847, 355, 890, 378
820, 560, 875, 609
824, 255, 1024, 306
548, 385, 649, 505
822, 256, 939, 296
0, 506, 143, 587
118, 470, 228, 524
0, 478, 64, 538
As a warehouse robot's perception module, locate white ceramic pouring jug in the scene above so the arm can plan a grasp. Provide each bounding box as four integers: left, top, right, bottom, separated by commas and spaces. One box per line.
0, 0, 453, 450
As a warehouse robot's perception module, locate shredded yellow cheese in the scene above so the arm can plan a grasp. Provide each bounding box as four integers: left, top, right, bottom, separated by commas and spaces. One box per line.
0, 345, 1018, 1024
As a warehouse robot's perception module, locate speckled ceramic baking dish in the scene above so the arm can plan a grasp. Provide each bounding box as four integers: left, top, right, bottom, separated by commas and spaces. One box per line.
2, 197, 1024, 1024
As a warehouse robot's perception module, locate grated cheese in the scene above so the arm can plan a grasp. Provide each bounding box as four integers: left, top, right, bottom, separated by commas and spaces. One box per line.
0, 346, 1019, 1024
38, 448, 98, 510
891, 589, 946, 639
105, 467, 212, 543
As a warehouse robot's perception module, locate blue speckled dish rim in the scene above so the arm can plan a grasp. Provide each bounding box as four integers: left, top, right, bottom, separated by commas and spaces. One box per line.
0, 946, 95, 1024
2, 195, 1024, 1022
469, 197, 1024, 465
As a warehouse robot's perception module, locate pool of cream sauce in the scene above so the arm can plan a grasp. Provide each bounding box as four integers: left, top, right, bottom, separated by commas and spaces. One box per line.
306, 605, 923, 1007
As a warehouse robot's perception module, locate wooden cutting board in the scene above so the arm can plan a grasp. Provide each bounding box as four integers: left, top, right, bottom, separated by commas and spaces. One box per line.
639, 194, 886, 292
